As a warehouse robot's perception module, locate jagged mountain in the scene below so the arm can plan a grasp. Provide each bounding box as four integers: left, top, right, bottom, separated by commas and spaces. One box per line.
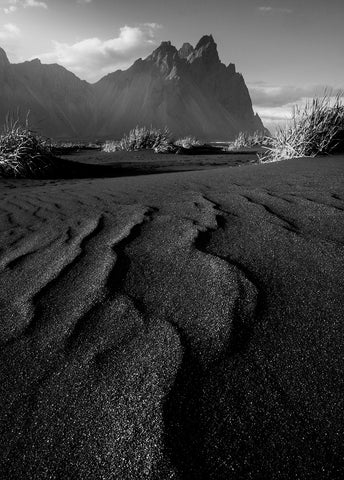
95, 35, 265, 140
0, 47, 94, 138
13, 59, 95, 138
0, 36, 265, 140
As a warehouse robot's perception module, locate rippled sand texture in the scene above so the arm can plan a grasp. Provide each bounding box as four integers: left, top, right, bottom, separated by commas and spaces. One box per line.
1, 156, 344, 479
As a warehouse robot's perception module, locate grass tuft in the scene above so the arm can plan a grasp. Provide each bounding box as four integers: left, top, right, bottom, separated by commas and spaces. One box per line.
258, 92, 344, 163
103, 126, 172, 152
0, 115, 56, 178
50, 140, 101, 155
227, 131, 269, 151
174, 136, 202, 149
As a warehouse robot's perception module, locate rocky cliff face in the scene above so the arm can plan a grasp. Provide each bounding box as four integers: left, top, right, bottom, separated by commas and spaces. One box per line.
0, 47, 29, 127
0, 54, 95, 138
0, 36, 265, 140
95, 35, 265, 140
0, 47, 10, 68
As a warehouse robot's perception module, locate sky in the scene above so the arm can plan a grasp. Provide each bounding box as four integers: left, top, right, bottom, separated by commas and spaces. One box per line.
0, 0, 343, 130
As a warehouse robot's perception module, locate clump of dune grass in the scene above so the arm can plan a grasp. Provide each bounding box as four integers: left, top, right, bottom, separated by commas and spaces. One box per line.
50, 140, 101, 155
0, 116, 56, 178
103, 126, 172, 152
102, 140, 120, 152
153, 139, 179, 153
227, 130, 268, 151
258, 93, 344, 163
174, 136, 202, 149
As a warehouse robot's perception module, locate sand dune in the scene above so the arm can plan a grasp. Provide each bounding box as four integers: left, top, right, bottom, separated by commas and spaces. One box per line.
0, 156, 344, 478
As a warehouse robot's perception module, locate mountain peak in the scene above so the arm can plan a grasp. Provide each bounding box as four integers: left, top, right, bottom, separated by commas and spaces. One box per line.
0, 47, 10, 68
189, 34, 220, 65
30, 58, 42, 65
195, 34, 215, 49
146, 41, 180, 76
149, 41, 178, 58
179, 42, 194, 59
156, 40, 175, 51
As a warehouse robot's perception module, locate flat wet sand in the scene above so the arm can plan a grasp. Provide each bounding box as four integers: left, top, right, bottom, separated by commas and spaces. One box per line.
58, 149, 259, 177
0, 155, 343, 479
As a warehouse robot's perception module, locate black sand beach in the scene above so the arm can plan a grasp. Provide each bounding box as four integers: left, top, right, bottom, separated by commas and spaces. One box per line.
58, 149, 259, 177
0, 156, 343, 479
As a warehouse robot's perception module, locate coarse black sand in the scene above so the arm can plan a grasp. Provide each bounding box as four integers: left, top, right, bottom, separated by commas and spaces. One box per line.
0, 155, 343, 479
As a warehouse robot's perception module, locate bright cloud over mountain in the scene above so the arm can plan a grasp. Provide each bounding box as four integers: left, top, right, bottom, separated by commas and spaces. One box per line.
38, 24, 161, 81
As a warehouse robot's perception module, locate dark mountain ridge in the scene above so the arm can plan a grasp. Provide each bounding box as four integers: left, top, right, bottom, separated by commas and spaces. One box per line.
0, 36, 265, 140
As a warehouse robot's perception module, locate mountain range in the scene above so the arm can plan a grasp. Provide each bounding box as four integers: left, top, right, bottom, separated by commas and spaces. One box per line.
0, 35, 265, 141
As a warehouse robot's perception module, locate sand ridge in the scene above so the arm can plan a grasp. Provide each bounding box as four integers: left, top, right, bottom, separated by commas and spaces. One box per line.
0, 156, 344, 478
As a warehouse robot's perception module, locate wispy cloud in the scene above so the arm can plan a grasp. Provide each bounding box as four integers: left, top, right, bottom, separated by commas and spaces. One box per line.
0, 22, 20, 39
249, 82, 341, 108
25, 0, 47, 7
4, 5, 17, 13
258, 6, 293, 14
249, 82, 343, 130
77, 0, 92, 4
2, 0, 47, 14
37, 24, 162, 82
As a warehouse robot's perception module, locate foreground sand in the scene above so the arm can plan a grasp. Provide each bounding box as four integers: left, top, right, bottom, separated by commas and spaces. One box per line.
0, 156, 343, 479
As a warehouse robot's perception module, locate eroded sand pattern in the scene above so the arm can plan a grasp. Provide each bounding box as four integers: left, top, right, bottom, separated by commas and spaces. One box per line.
1, 156, 344, 479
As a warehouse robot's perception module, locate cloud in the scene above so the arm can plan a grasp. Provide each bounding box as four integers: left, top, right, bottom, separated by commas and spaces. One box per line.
2, 0, 47, 13
4, 5, 17, 13
77, 0, 92, 3
258, 6, 293, 14
0, 22, 20, 39
249, 82, 341, 108
249, 82, 343, 130
24, 0, 47, 7
37, 24, 162, 82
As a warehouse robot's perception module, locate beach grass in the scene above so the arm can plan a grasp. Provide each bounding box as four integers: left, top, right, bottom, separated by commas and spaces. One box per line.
258, 93, 344, 162
103, 126, 172, 152
0, 116, 56, 178
227, 131, 268, 150
103, 128, 207, 153
174, 136, 202, 149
